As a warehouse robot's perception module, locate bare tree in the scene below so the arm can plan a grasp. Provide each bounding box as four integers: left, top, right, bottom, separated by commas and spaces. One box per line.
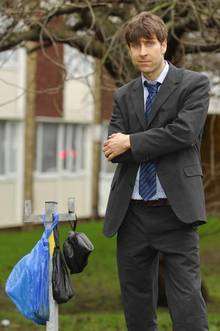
0, 0, 219, 86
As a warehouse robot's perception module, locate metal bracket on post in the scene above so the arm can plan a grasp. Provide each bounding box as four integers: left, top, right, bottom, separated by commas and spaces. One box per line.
24, 198, 77, 223
24, 198, 76, 331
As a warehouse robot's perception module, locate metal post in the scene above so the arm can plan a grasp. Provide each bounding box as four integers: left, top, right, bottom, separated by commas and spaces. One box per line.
24, 198, 76, 331
45, 201, 58, 331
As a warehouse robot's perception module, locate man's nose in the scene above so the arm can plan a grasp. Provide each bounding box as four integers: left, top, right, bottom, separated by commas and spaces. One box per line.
139, 44, 148, 56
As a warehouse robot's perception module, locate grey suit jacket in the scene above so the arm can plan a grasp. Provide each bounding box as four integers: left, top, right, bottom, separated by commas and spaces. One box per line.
103, 62, 210, 238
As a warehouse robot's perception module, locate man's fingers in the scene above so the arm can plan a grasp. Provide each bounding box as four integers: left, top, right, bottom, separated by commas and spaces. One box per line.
103, 138, 114, 147
107, 152, 115, 161
104, 133, 119, 146
104, 137, 113, 146
103, 148, 112, 158
105, 151, 111, 158
103, 145, 112, 154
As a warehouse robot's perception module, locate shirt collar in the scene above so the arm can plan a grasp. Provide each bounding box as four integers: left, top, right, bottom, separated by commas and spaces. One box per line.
141, 60, 169, 86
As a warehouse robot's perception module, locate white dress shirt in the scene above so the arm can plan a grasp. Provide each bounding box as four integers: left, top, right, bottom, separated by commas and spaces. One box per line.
131, 60, 169, 200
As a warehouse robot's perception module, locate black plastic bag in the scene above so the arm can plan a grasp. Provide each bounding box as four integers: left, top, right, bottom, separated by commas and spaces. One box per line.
63, 218, 94, 274
52, 225, 75, 304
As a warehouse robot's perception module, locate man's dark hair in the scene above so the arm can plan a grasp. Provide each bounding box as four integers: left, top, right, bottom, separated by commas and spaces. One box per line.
124, 11, 168, 46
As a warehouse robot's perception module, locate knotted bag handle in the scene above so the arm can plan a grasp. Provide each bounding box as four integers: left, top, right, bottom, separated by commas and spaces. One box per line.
69, 214, 78, 232
42, 212, 59, 240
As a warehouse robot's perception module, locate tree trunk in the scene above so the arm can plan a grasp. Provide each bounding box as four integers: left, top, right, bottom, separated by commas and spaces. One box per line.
23, 43, 37, 215
91, 59, 102, 219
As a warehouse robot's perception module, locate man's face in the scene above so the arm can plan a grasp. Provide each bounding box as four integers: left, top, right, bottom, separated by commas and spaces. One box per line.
128, 35, 167, 75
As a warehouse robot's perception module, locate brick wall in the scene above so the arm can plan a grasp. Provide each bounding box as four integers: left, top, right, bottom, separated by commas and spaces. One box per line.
35, 44, 64, 117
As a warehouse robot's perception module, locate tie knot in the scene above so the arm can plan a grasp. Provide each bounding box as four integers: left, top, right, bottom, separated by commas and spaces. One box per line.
144, 81, 161, 94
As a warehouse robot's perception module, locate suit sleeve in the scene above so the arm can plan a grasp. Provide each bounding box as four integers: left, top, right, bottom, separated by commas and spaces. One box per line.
107, 91, 137, 163
129, 74, 210, 162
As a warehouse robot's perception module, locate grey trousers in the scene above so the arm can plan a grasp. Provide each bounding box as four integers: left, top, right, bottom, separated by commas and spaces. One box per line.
116, 202, 209, 331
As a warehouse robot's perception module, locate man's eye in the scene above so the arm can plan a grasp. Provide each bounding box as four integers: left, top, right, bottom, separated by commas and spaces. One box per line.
144, 41, 155, 46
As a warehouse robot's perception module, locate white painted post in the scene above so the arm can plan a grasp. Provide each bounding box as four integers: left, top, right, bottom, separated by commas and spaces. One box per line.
45, 201, 59, 331
24, 198, 76, 331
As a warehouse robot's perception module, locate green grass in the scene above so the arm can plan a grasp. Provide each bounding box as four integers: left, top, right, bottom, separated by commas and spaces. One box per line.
0, 310, 172, 331
0, 217, 219, 330
0, 308, 220, 331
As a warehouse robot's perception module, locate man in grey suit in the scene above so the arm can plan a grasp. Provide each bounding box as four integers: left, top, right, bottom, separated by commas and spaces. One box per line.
103, 11, 210, 331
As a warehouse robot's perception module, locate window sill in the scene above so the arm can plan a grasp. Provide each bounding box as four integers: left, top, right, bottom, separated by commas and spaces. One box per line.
0, 174, 17, 182
34, 171, 87, 180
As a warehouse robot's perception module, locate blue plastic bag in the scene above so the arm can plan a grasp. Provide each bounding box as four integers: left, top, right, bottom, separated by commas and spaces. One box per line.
5, 213, 59, 325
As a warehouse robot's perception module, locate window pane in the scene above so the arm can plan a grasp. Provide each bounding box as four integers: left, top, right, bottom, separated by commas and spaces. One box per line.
8, 123, 17, 173
60, 124, 85, 173
70, 126, 77, 172
62, 125, 68, 170
41, 123, 58, 172
80, 126, 85, 170
0, 122, 5, 174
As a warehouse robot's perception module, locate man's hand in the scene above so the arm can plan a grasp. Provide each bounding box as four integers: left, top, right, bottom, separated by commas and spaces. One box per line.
103, 133, 131, 161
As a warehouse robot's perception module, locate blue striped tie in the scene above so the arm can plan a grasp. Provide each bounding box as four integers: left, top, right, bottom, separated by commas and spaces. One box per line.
139, 81, 161, 200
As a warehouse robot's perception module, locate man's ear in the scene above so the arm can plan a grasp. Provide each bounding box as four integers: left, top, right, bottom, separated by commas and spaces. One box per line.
126, 44, 131, 54
161, 40, 167, 55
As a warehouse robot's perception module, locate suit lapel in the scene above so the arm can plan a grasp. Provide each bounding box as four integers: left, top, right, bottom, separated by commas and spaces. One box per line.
130, 76, 146, 130
130, 62, 183, 130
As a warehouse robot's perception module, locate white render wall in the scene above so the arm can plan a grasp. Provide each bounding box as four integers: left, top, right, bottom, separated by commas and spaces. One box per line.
63, 45, 95, 123
0, 48, 26, 120
0, 49, 26, 228
64, 78, 94, 123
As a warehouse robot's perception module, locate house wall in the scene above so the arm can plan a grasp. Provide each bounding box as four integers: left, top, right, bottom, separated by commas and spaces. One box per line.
0, 45, 96, 227
64, 78, 94, 123
0, 49, 26, 120
33, 45, 95, 219
0, 49, 26, 228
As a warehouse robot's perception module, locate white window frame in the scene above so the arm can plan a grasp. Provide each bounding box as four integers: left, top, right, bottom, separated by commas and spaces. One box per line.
0, 120, 19, 180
